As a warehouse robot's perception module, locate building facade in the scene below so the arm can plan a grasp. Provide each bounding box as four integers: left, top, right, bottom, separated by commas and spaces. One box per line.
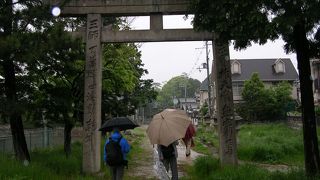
199, 58, 299, 107
311, 59, 320, 104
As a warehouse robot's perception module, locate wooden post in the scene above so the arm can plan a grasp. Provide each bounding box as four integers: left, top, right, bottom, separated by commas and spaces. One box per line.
83, 14, 102, 173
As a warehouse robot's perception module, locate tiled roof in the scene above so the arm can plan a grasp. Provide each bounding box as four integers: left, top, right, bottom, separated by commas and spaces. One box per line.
200, 58, 298, 89
231, 58, 298, 81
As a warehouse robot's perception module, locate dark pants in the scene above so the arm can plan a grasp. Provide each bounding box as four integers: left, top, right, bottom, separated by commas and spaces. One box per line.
109, 165, 124, 180
162, 157, 178, 180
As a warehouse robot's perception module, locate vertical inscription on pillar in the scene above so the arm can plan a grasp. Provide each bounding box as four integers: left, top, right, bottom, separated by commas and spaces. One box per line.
213, 38, 238, 165
83, 14, 102, 173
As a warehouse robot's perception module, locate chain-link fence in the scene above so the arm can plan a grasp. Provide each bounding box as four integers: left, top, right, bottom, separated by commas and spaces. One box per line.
0, 128, 66, 154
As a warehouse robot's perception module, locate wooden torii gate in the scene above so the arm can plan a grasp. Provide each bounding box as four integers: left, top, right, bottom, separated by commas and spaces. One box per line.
44, 0, 237, 173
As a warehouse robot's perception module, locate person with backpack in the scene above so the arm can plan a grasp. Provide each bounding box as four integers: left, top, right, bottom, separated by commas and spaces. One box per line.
157, 141, 179, 180
104, 128, 130, 180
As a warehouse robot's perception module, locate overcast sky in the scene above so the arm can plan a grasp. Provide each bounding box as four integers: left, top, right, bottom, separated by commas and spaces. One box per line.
129, 15, 297, 85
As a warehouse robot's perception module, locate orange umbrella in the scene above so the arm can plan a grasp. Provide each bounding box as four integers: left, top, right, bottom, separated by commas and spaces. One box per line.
146, 109, 191, 146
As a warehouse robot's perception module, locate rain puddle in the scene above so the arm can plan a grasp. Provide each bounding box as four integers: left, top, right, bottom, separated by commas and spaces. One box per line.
153, 148, 170, 180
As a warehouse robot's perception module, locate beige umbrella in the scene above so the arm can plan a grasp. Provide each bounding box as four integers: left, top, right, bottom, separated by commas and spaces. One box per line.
146, 109, 191, 146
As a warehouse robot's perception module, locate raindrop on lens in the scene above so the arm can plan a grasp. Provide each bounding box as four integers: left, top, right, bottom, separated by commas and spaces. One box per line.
51, 6, 61, 17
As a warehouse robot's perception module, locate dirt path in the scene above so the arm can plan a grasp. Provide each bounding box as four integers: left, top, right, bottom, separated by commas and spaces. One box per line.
126, 125, 203, 179
126, 126, 158, 179
126, 126, 295, 179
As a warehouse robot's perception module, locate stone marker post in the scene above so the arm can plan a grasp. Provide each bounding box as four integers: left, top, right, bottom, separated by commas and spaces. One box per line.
83, 14, 102, 173
212, 37, 238, 165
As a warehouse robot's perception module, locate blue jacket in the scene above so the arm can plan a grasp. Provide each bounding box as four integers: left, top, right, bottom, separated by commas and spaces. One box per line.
104, 131, 130, 162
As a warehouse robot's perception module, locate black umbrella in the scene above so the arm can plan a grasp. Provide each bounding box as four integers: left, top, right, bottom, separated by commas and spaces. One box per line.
99, 117, 138, 132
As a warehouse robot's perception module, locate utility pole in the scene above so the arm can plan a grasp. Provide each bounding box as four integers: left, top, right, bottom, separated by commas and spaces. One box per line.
206, 41, 212, 117
184, 83, 187, 110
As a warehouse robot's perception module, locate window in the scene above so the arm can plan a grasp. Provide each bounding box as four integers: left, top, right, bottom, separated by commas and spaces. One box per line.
274, 59, 285, 73
231, 60, 241, 74
232, 82, 243, 96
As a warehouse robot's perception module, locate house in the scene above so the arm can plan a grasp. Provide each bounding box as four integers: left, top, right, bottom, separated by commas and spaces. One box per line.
173, 97, 198, 110
199, 77, 211, 107
311, 59, 320, 104
199, 58, 299, 107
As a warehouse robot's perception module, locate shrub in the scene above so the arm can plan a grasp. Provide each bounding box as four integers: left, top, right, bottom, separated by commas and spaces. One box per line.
237, 73, 293, 122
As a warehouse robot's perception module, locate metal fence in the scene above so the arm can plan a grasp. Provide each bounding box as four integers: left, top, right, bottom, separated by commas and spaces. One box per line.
0, 128, 65, 154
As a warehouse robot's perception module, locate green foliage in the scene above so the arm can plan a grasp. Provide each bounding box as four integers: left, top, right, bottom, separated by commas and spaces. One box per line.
315, 106, 320, 117
236, 73, 293, 121
190, 0, 320, 54
199, 102, 208, 117
190, 0, 277, 49
102, 43, 157, 116
183, 156, 310, 180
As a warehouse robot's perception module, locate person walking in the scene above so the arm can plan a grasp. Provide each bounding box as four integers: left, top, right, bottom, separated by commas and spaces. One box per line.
182, 123, 196, 157
104, 128, 130, 180
157, 141, 179, 180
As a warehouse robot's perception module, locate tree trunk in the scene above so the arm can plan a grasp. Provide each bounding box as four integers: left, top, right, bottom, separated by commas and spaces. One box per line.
2, 0, 30, 163
3, 60, 31, 162
293, 22, 320, 175
64, 116, 74, 158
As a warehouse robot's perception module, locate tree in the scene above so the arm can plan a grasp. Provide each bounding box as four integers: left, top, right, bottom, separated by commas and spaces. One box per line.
238, 73, 292, 121
191, 0, 320, 175
0, 0, 54, 162
32, 23, 85, 157
101, 42, 157, 117
157, 75, 201, 109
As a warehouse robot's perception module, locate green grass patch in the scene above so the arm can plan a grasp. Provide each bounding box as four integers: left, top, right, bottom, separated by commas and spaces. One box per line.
0, 127, 149, 179
238, 123, 304, 165
0, 142, 107, 179
126, 128, 145, 167
193, 122, 317, 166
193, 125, 219, 155
182, 156, 318, 180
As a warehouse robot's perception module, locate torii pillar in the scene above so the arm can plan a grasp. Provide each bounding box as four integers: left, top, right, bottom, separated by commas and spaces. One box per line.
212, 37, 238, 165
83, 14, 102, 173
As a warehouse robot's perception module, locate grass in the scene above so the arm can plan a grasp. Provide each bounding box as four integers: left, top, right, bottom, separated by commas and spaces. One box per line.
0, 127, 146, 179
193, 122, 318, 166
1, 123, 319, 179
193, 124, 219, 155
181, 156, 319, 180
0, 142, 107, 179
124, 127, 145, 168
238, 123, 304, 165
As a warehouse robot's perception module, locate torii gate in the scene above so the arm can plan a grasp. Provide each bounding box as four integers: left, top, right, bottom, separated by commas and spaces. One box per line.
44, 0, 237, 173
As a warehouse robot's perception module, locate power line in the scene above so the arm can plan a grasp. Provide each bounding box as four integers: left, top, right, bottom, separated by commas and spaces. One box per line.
188, 43, 206, 77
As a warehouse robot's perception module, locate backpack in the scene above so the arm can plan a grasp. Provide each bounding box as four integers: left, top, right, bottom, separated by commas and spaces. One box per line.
105, 136, 124, 166
160, 144, 175, 158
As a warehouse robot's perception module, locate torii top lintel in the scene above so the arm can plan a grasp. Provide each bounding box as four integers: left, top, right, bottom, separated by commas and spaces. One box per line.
43, 0, 191, 16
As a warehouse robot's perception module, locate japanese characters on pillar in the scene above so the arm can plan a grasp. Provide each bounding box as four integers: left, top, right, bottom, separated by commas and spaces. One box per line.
213, 37, 238, 165
83, 14, 102, 173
